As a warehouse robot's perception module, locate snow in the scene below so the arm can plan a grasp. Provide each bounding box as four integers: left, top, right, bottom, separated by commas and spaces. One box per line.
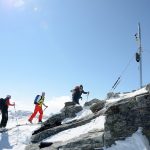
0, 110, 47, 150
106, 87, 147, 104
0, 125, 38, 150
62, 107, 92, 124
45, 115, 105, 142
103, 128, 150, 150
0, 87, 150, 150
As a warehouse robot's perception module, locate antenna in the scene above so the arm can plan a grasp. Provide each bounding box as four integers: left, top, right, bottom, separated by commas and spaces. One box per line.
135, 23, 143, 88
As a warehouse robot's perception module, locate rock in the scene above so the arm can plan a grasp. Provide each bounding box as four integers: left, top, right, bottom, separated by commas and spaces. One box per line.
33, 105, 82, 135
107, 92, 120, 99
61, 105, 83, 118
25, 144, 40, 150
59, 129, 104, 150
104, 93, 150, 147
26, 130, 104, 150
32, 113, 64, 135
31, 109, 105, 143
64, 101, 76, 107
84, 99, 100, 107
25, 142, 63, 150
90, 100, 106, 113
146, 83, 150, 93
39, 142, 53, 149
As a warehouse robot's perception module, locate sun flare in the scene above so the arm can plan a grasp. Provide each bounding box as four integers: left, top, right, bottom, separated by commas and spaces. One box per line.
1, 0, 25, 9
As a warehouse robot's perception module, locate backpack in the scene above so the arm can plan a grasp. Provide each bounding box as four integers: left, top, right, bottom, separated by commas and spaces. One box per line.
34, 95, 41, 104
0, 98, 6, 110
74, 86, 80, 92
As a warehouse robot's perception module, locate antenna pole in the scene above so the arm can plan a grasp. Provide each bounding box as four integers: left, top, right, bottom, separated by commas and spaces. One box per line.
138, 23, 143, 88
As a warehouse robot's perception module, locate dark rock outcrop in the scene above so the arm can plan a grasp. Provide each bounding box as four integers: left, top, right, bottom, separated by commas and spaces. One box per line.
26, 129, 104, 150
58, 129, 104, 150
107, 92, 120, 99
61, 104, 83, 118
31, 109, 105, 143
64, 101, 76, 107
32, 113, 63, 135
84, 99, 100, 107
90, 100, 106, 113
32, 104, 82, 135
104, 92, 150, 147
146, 83, 150, 93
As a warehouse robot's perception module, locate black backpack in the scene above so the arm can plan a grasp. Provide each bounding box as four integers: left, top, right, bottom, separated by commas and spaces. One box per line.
0, 98, 6, 110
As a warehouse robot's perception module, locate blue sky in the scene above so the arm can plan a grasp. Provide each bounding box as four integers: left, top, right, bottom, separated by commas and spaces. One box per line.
0, 0, 150, 110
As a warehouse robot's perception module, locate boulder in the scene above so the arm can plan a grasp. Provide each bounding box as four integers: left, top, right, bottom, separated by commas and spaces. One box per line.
32, 113, 64, 135
90, 100, 106, 113
107, 92, 120, 99
104, 93, 150, 147
84, 99, 100, 107
64, 101, 76, 107
61, 105, 83, 118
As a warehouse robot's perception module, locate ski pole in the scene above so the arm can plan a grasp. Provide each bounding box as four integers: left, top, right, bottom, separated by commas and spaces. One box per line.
14, 105, 19, 126
43, 106, 48, 112
14, 104, 20, 145
87, 92, 89, 101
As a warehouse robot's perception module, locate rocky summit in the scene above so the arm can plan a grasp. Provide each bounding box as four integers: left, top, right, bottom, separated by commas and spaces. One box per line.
25, 84, 150, 150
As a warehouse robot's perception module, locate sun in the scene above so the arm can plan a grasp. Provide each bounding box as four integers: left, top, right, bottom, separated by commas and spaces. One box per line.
1, 0, 25, 9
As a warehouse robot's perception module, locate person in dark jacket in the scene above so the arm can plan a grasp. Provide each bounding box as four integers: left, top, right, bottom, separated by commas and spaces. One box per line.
71, 85, 89, 104
0, 95, 15, 129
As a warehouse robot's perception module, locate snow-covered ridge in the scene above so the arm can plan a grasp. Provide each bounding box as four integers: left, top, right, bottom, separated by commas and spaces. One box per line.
1, 86, 150, 150
106, 87, 147, 104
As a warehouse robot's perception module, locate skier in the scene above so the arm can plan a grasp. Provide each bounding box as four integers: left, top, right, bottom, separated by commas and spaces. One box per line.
0, 95, 15, 130
71, 85, 89, 104
28, 92, 48, 123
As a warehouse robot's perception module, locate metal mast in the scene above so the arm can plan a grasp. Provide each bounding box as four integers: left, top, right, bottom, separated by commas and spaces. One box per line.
135, 23, 143, 88
138, 23, 143, 88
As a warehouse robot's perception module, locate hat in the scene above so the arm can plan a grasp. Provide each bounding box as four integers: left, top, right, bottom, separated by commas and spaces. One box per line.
42, 92, 45, 96
6, 95, 11, 99
80, 85, 83, 88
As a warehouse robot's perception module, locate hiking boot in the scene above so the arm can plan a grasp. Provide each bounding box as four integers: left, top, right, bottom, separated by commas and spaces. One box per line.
38, 120, 42, 124
0, 127, 6, 132
28, 119, 32, 124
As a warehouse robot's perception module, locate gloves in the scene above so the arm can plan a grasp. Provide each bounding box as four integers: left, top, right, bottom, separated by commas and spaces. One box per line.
13, 102, 15, 106
87, 92, 90, 95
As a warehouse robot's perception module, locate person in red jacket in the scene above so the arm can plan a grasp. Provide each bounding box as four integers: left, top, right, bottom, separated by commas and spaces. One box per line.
28, 92, 48, 123
0, 95, 15, 129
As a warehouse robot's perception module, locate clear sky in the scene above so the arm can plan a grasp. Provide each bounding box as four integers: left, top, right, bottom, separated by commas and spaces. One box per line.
0, 0, 150, 111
